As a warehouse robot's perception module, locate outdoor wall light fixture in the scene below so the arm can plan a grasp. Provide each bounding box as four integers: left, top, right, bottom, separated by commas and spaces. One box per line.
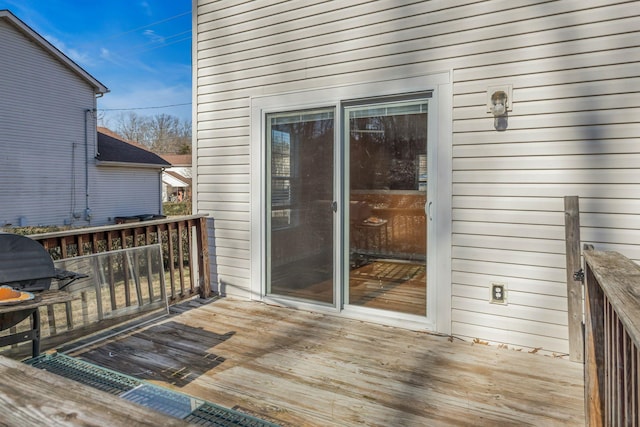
487, 85, 512, 131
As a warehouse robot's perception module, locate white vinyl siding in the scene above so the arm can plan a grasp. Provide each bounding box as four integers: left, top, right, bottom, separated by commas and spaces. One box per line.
92, 168, 163, 221
449, 1, 640, 352
195, 0, 640, 353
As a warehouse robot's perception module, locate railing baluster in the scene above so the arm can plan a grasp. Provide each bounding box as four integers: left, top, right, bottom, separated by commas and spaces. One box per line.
177, 221, 186, 295
627, 332, 635, 426
13, 215, 212, 356
617, 310, 622, 426
120, 228, 131, 307
585, 251, 640, 426
605, 296, 611, 425
187, 219, 195, 293
637, 348, 640, 427
145, 226, 154, 302
167, 222, 177, 298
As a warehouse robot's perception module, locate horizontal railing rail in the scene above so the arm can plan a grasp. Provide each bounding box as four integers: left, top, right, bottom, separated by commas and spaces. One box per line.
0, 215, 211, 358
584, 250, 640, 426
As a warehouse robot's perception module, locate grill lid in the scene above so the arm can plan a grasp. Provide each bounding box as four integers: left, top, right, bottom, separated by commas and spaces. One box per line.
0, 233, 56, 291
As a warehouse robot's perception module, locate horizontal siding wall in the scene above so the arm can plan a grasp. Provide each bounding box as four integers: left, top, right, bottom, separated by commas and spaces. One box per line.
195, 0, 640, 353
92, 167, 163, 222
0, 19, 97, 227
450, 0, 640, 353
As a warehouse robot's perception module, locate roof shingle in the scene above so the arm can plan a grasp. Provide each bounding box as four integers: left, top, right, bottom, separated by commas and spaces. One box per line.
97, 127, 171, 167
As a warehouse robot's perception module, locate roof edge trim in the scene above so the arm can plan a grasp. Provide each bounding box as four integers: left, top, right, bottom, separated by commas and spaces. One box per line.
0, 9, 109, 94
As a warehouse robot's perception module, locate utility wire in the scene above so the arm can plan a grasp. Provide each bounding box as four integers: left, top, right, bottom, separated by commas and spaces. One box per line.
128, 36, 191, 55
99, 102, 191, 112
102, 11, 191, 41
132, 29, 192, 50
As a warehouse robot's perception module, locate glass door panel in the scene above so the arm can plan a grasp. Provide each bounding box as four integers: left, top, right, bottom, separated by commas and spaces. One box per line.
346, 100, 428, 316
267, 109, 335, 304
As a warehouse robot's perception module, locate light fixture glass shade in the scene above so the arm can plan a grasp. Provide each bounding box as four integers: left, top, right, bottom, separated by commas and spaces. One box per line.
490, 90, 508, 116
490, 102, 506, 116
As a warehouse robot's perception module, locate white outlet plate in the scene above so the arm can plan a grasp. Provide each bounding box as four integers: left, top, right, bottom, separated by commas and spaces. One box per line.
490, 282, 508, 305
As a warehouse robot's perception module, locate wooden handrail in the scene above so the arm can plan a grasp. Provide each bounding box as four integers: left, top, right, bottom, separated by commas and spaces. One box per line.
0, 215, 212, 358
584, 250, 640, 426
29, 214, 211, 301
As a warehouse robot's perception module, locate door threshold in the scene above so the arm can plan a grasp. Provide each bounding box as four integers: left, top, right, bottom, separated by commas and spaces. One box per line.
341, 304, 435, 332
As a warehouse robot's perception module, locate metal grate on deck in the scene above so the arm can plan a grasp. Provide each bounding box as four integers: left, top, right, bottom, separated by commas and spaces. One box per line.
25, 353, 280, 427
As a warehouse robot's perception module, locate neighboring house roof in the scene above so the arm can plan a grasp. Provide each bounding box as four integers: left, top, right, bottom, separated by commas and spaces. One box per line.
163, 170, 191, 188
161, 154, 192, 167
0, 9, 108, 95
97, 127, 171, 169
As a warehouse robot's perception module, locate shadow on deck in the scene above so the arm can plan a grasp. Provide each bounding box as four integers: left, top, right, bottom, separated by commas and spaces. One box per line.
66, 319, 234, 387
61, 297, 583, 426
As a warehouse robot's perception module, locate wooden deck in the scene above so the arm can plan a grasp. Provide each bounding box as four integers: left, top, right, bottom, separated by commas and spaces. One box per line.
0, 355, 189, 426
65, 297, 584, 426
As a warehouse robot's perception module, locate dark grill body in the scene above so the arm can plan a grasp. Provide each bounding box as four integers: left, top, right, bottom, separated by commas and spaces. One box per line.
0, 233, 83, 292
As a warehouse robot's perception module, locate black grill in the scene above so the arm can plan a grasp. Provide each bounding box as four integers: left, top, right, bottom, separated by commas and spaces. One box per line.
0, 233, 84, 291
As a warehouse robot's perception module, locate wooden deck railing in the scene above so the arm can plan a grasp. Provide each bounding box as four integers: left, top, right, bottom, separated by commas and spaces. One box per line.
584, 250, 640, 426
0, 215, 211, 357
30, 215, 211, 301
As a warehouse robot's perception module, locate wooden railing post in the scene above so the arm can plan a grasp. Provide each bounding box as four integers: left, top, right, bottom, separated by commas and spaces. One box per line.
564, 196, 584, 362
584, 255, 605, 426
197, 217, 211, 298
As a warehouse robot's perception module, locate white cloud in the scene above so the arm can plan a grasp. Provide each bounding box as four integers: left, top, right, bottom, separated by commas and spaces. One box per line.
143, 29, 165, 44
67, 48, 92, 65
139, 1, 152, 17
98, 47, 129, 69
43, 33, 93, 66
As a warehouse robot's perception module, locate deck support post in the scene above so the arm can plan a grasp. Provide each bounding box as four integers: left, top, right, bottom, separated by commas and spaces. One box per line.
197, 216, 212, 298
564, 196, 584, 362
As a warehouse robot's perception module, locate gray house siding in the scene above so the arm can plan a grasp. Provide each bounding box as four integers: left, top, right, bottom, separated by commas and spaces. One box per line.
194, 0, 640, 353
0, 11, 166, 228
0, 17, 99, 227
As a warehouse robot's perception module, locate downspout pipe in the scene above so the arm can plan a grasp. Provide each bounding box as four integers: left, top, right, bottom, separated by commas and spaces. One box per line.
84, 109, 94, 222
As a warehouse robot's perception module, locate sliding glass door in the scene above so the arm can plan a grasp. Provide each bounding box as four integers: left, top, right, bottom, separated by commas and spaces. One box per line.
345, 99, 429, 316
266, 109, 335, 304
264, 98, 430, 318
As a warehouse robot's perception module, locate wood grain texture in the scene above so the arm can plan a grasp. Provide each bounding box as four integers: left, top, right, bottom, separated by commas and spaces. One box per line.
584, 251, 640, 346
69, 297, 584, 426
0, 355, 189, 426
564, 196, 584, 362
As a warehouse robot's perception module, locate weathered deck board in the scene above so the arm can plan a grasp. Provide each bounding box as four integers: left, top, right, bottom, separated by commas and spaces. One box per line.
69, 297, 584, 426
0, 355, 189, 426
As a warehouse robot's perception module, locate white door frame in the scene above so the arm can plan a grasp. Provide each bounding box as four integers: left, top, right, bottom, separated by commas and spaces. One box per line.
250, 72, 452, 334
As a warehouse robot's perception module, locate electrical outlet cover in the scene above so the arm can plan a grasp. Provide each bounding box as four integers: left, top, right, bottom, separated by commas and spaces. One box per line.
490, 282, 507, 304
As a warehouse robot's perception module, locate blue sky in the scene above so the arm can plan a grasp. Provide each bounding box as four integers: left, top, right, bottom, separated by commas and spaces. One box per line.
0, 0, 192, 125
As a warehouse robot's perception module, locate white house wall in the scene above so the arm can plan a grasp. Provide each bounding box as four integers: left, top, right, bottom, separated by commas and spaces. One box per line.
194, 0, 640, 353
93, 167, 163, 221
0, 19, 98, 227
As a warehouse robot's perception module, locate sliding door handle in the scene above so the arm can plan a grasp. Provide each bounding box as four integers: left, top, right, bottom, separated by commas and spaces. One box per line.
427, 201, 433, 221
331, 201, 338, 213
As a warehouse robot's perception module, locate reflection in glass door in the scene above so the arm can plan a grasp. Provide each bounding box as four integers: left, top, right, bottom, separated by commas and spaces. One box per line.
346, 100, 428, 316
266, 109, 335, 304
